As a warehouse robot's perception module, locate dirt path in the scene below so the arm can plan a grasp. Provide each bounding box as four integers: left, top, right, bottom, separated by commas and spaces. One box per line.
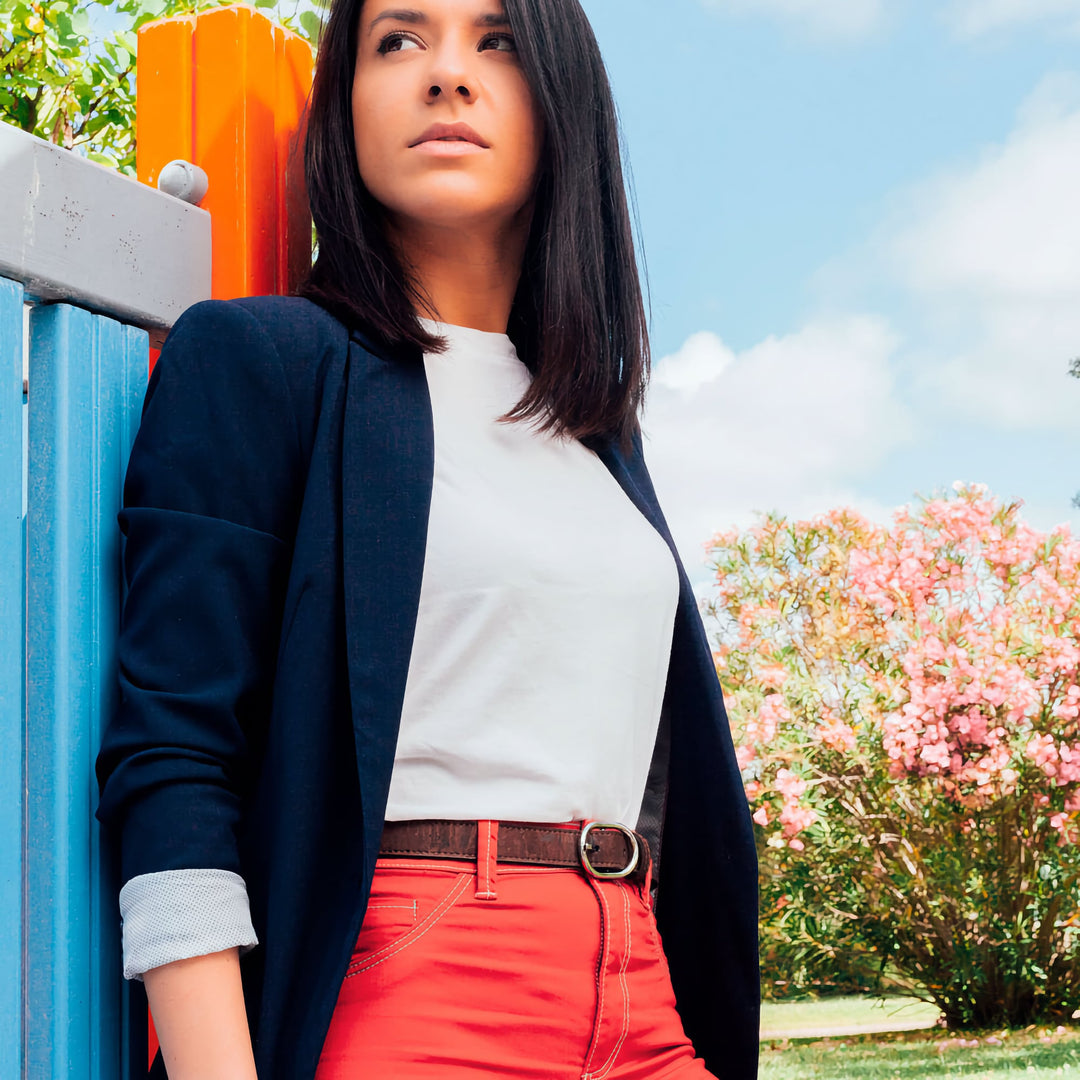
760, 1014, 940, 1041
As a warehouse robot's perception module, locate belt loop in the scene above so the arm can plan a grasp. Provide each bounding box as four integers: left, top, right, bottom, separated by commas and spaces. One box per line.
475, 819, 499, 900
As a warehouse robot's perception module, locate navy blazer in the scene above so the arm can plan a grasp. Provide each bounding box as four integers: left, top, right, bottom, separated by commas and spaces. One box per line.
93, 295, 760, 1080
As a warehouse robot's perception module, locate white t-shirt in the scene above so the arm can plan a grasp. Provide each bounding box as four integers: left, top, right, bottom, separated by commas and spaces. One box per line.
383, 318, 680, 825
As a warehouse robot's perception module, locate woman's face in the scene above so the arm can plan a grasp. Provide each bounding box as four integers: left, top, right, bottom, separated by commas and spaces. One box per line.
352, 0, 545, 235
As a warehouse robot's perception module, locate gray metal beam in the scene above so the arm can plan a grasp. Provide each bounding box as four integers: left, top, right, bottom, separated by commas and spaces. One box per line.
0, 121, 211, 341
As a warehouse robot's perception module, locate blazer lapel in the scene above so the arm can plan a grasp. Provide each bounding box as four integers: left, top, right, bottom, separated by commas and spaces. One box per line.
340, 333, 434, 860
587, 434, 697, 878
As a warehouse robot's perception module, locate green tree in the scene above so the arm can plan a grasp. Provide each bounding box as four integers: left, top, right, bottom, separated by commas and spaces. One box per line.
0, 0, 326, 175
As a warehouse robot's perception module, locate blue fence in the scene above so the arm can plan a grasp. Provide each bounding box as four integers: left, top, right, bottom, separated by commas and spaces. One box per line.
1, 274, 150, 1078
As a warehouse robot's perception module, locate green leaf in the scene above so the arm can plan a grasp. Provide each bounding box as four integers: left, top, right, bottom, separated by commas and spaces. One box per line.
54, 12, 76, 43
298, 9, 321, 39
135, 0, 168, 19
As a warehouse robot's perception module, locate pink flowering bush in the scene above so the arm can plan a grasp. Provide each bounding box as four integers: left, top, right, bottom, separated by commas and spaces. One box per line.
705, 484, 1080, 1026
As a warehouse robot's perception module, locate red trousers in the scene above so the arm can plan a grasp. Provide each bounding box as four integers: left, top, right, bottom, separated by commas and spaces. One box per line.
315, 820, 713, 1079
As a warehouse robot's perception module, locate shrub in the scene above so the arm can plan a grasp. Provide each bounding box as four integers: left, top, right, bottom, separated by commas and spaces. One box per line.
705, 484, 1080, 1027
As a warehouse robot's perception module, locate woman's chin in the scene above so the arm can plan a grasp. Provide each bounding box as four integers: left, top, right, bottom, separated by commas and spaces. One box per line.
386, 194, 528, 235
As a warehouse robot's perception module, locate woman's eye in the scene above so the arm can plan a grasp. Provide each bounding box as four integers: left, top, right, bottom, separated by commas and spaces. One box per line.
377, 31, 422, 54
479, 33, 516, 52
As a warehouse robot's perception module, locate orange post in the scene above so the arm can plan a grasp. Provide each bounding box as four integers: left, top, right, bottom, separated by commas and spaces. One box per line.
131, 7, 313, 1069
136, 3, 314, 301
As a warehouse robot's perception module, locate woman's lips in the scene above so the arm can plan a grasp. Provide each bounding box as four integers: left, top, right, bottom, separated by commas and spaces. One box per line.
409, 121, 490, 153
411, 137, 487, 155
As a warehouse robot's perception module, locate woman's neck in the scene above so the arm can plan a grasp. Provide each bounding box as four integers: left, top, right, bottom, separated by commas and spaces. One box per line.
387, 205, 533, 333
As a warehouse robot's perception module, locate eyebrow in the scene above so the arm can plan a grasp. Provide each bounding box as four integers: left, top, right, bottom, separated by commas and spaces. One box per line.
366, 8, 511, 35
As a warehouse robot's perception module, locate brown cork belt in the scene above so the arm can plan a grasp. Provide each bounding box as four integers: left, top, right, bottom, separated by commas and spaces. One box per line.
379, 819, 650, 885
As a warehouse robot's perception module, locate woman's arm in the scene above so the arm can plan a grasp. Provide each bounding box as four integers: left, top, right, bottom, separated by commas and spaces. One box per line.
94, 299, 306, 1066
143, 948, 258, 1080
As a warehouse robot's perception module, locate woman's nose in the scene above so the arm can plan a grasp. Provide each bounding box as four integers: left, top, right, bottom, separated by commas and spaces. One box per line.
425, 47, 477, 101
428, 81, 473, 99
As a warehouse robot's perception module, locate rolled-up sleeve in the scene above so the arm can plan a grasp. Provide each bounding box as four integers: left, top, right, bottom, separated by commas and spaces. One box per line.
119, 869, 259, 982
94, 299, 303, 979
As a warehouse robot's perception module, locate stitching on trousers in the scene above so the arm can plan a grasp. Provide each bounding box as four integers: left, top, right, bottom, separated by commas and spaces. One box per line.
373, 859, 578, 878
589, 884, 633, 1079
581, 878, 610, 1077
346, 874, 471, 976
347, 874, 470, 976
374, 860, 477, 873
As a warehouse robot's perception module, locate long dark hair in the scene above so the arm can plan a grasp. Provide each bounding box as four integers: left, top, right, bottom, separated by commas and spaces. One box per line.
296, 0, 650, 455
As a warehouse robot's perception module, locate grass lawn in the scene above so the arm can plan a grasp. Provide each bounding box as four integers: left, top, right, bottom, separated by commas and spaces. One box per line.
759, 1021, 1080, 1078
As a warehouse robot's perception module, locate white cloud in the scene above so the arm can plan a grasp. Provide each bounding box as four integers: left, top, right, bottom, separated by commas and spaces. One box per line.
944, 0, 1080, 38
646, 71, 1080, 588
701, 0, 887, 42
641, 315, 913, 582
888, 75, 1080, 302
810, 72, 1080, 431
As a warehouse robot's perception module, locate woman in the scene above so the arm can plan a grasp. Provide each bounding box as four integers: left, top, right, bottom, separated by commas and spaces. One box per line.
93, 0, 760, 1077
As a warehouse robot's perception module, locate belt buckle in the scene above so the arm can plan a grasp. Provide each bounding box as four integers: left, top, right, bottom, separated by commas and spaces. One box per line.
579, 821, 640, 880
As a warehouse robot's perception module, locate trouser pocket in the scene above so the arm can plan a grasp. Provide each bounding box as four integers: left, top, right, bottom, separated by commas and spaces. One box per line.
346, 869, 472, 978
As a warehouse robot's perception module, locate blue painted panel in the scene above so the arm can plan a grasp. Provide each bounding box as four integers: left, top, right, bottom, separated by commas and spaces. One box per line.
25, 302, 148, 1080
26, 301, 95, 1080
88, 313, 150, 1080
0, 276, 26, 1080
90, 315, 150, 1080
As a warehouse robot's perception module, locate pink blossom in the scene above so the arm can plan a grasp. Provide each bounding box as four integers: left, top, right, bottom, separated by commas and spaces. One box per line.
775, 768, 808, 800
816, 709, 858, 753
711, 482, 1080, 849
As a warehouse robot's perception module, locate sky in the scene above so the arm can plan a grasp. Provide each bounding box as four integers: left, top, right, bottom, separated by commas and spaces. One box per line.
577, 0, 1080, 591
